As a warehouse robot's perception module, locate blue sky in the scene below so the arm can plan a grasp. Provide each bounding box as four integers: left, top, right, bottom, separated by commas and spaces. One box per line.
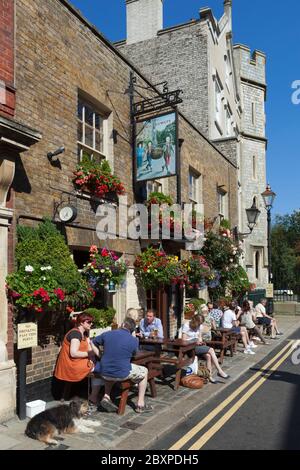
70, 0, 300, 216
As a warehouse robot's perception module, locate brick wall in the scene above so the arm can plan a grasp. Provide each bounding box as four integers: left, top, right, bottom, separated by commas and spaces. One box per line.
0, 0, 15, 117
13, 0, 238, 395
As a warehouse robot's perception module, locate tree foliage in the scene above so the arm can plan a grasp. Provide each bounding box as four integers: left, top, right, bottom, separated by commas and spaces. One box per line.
272, 210, 300, 293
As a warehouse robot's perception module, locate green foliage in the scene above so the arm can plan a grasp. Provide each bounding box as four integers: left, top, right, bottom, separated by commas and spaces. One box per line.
189, 298, 207, 312
147, 192, 174, 206
272, 211, 300, 293
219, 219, 231, 230
227, 266, 251, 299
84, 307, 116, 328
7, 220, 94, 313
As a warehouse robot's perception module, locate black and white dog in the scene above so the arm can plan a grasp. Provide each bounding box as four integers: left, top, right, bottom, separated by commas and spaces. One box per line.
25, 398, 101, 445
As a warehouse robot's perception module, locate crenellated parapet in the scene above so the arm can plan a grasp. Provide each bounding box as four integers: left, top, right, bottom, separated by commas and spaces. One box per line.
233, 44, 266, 87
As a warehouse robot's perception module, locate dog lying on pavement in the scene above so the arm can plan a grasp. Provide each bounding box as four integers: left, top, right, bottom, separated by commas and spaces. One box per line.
25, 397, 101, 445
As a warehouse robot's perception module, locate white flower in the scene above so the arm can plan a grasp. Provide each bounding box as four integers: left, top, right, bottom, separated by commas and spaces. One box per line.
25, 265, 34, 273
42, 276, 46, 281
40, 266, 52, 271
230, 259, 234, 263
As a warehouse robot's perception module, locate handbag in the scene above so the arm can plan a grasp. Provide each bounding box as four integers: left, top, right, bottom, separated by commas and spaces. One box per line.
180, 374, 205, 389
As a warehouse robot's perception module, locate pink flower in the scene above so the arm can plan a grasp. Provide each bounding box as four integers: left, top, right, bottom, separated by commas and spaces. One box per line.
90, 245, 98, 254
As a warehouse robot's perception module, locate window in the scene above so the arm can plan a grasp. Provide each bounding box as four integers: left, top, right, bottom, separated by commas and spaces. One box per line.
226, 108, 232, 137
77, 97, 107, 162
251, 102, 256, 126
252, 156, 257, 180
189, 170, 202, 203
147, 180, 163, 196
215, 79, 222, 124
218, 188, 228, 219
225, 53, 232, 88
255, 251, 260, 280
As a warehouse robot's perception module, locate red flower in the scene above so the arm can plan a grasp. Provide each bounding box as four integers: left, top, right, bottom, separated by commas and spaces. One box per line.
54, 288, 65, 301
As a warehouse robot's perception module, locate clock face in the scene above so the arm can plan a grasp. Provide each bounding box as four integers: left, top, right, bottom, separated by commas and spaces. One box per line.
59, 206, 76, 222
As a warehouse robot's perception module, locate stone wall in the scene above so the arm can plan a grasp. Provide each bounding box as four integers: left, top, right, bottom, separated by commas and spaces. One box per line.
118, 20, 210, 137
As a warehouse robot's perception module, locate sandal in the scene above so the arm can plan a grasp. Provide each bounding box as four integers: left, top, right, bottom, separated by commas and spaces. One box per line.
100, 397, 118, 413
135, 403, 154, 414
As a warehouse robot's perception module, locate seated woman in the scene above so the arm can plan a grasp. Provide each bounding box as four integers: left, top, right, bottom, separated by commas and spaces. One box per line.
54, 312, 99, 404
240, 300, 269, 345
182, 314, 229, 383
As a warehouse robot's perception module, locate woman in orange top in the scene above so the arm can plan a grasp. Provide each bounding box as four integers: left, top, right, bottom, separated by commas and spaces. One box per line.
54, 312, 98, 383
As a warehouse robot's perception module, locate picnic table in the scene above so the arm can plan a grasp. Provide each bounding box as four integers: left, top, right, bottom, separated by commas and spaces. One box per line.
139, 338, 197, 390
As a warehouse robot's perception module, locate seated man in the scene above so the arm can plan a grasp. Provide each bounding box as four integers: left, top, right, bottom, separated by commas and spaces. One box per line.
222, 303, 256, 355
91, 317, 153, 414
207, 302, 223, 330
255, 298, 282, 339
138, 309, 164, 340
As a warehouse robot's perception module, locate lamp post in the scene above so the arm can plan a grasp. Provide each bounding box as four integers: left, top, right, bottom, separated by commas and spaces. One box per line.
261, 184, 276, 314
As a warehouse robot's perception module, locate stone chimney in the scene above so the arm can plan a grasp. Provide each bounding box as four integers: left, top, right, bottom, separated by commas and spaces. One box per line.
126, 0, 163, 45
224, 0, 232, 31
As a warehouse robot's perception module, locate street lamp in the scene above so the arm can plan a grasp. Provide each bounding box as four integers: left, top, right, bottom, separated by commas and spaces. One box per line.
261, 184, 276, 314
236, 201, 261, 238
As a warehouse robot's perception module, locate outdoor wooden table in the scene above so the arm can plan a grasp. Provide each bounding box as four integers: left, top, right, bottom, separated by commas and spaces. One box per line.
139, 338, 197, 390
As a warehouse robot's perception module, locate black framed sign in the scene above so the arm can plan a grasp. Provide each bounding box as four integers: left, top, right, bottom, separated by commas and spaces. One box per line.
135, 111, 178, 182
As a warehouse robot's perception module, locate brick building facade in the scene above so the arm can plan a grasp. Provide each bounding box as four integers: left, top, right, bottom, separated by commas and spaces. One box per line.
1, 0, 238, 416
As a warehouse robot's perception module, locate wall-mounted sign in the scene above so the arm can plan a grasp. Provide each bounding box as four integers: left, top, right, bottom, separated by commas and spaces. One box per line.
17, 323, 38, 350
266, 284, 274, 298
135, 111, 178, 182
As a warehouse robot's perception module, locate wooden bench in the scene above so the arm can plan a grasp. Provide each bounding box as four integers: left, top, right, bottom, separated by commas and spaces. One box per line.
89, 351, 162, 415
116, 360, 162, 415
205, 329, 238, 364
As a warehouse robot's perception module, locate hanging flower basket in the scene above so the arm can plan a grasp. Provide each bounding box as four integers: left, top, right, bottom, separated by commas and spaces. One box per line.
73, 158, 125, 199
83, 246, 128, 290
134, 247, 188, 290
184, 255, 211, 290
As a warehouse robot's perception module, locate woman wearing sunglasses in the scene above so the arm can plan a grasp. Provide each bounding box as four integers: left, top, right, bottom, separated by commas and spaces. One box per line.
54, 313, 99, 385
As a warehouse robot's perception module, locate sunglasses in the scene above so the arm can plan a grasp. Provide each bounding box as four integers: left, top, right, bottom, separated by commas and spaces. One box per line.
85, 320, 93, 325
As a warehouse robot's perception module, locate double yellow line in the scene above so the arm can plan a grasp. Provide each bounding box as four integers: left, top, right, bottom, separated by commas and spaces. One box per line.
170, 340, 295, 450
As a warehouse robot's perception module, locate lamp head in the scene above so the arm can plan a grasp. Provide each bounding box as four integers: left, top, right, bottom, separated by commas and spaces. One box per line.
47, 146, 65, 162
261, 184, 276, 210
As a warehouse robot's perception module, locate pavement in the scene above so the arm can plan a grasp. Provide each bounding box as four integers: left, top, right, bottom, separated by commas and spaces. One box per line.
1, 315, 300, 451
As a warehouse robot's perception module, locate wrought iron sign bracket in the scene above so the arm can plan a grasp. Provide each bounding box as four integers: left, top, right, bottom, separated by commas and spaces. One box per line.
133, 89, 183, 117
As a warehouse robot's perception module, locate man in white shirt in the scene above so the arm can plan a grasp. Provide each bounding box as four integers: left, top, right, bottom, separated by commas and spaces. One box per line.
255, 299, 282, 339
222, 304, 256, 355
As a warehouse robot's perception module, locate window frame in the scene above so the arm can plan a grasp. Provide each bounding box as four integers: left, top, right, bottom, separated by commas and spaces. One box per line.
189, 169, 202, 204
77, 97, 108, 163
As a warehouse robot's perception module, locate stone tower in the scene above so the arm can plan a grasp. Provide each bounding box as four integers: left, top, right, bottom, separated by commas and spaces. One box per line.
233, 45, 268, 287
126, 0, 163, 44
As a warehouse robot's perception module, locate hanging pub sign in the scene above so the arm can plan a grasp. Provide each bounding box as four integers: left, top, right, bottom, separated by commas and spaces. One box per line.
135, 111, 178, 182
